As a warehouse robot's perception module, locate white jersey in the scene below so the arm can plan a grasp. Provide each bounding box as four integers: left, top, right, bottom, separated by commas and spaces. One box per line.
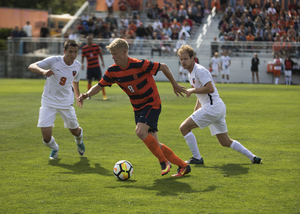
220, 55, 230, 69
211, 57, 219, 71
37, 56, 81, 109
188, 63, 222, 107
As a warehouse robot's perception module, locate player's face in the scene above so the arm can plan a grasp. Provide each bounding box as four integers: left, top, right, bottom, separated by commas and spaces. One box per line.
63, 46, 79, 65
179, 52, 194, 71
87, 37, 93, 45
110, 48, 127, 67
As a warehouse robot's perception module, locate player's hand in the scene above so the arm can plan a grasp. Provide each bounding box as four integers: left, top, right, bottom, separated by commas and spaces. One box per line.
173, 84, 187, 97
77, 93, 88, 108
44, 69, 54, 77
81, 64, 84, 70
186, 88, 194, 97
102, 62, 105, 68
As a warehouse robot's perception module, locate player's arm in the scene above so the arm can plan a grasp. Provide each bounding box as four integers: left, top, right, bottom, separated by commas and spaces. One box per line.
228, 59, 231, 67
159, 63, 187, 97
77, 84, 103, 107
72, 81, 81, 108
98, 52, 105, 68
194, 98, 201, 111
186, 81, 214, 97
220, 60, 223, 70
28, 62, 54, 77
81, 56, 85, 70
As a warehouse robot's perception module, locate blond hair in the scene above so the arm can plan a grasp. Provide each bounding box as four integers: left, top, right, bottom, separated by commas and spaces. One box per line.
106, 38, 129, 52
177, 44, 195, 58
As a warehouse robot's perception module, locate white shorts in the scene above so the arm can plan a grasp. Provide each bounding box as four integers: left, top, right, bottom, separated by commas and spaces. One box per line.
285, 70, 292, 77
37, 105, 79, 129
221, 67, 230, 75
191, 101, 228, 135
211, 66, 218, 76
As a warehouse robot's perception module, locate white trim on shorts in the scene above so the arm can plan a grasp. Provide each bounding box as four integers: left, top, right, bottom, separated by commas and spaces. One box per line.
37, 105, 79, 129
190, 101, 228, 135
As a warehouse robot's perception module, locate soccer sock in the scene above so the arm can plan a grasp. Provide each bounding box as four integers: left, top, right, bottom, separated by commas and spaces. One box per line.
142, 134, 168, 163
230, 140, 255, 161
288, 77, 292, 85
184, 132, 202, 160
87, 83, 92, 91
43, 136, 59, 150
74, 127, 83, 144
102, 87, 106, 96
275, 77, 279, 84
222, 77, 225, 83
161, 144, 188, 168
285, 77, 289, 85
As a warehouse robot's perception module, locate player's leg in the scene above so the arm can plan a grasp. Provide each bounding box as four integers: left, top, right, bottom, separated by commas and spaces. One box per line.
256, 71, 259, 83
38, 106, 59, 159
59, 107, 85, 156
252, 71, 254, 83
226, 73, 230, 84
180, 117, 203, 164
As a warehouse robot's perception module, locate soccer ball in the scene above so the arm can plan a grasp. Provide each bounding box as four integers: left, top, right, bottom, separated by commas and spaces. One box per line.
113, 160, 133, 180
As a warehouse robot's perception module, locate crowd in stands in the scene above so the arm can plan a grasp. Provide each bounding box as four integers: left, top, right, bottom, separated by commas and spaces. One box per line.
217, 0, 300, 58
73, 0, 206, 55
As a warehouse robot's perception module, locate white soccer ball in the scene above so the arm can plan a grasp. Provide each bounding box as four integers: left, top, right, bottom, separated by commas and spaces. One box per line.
113, 160, 133, 180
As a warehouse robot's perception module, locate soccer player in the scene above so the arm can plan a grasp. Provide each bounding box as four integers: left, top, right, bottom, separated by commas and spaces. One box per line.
177, 44, 262, 165
220, 50, 231, 84
81, 35, 107, 100
210, 52, 220, 83
273, 54, 283, 85
78, 38, 191, 177
28, 40, 85, 159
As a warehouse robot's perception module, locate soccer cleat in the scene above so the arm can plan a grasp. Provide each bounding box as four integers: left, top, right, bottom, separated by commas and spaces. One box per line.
171, 164, 191, 177
160, 161, 171, 176
103, 95, 107, 100
252, 156, 262, 164
185, 157, 204, 164
77, 141, 85, 156
49, 149, 58, 159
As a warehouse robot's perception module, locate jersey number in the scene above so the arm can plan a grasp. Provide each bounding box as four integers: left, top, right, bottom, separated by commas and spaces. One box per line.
127, 85, 135, 93
59, 77, 67, 86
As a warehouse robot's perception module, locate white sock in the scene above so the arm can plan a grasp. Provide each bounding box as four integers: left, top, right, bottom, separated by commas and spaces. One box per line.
227, 79, 229, 83
43, 136, 59, 150
285, 77, 289, 85
222, 77, 225, 83
230, 140, 254, 161
288, 77, 292, 85
213, 76, 217, 83
275, 77, 279, 84
184, 132, 202, 160
75, 127, 83, 144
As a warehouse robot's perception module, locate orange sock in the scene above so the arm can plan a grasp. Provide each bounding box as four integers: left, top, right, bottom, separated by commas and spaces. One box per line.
87, 83, 92, 91
143, 134, 168, 163
102, 87, 106, 96
161, 144, 188, 168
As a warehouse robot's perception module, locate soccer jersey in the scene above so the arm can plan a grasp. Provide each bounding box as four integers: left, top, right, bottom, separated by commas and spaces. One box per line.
220, 56, 230, 69
82, 44, 101, 68
99, 57, 161, 111
37, 56, 81, 109
211, 57, 219, 72
188, 63, 222, 107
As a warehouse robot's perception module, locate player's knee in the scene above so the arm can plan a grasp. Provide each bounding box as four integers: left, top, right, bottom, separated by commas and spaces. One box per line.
135, 127, 147, 140
43, 137, 51, 143
179, 124, 189, 136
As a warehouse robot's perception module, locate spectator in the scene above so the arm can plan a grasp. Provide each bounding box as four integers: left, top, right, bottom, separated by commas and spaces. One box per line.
23, 21, 33, 53
161, 34, 172, 57
131, 0, 140, 19
145, 23, 154, 39
81, 13, 89, 22
160, 7, 170, 22
246, 31, 255, 50
128, 20, 137, 33
40, 23, 50, 49
146, 3, 154, 19
174, 34, 186, 56
178, 5, 188, 22
171, 27, 179, 40
153, 18, 163, 31
267, 4, 277, 15
251, 53, 260, 83
151, 32, 162, 57
133, 22, 147, 55
153, 4, 162, 20
211, 0, 220, 19
264, 0, 271, 10
106, 0, 114, 14
118, 0, 128, 18
68, 31, 77, 40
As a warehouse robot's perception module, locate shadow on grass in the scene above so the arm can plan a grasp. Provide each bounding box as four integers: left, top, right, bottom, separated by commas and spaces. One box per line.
201, 163, 250, 176
107, 176, 217, 196
48, 157, 111, 176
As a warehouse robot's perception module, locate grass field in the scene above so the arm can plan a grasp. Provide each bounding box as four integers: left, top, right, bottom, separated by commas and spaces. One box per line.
0, 79, 299, 214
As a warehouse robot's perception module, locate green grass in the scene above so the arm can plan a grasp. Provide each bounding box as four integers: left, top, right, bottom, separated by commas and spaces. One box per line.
0, 79, 299, 214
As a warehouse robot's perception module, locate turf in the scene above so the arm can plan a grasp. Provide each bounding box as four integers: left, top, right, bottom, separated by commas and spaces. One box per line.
0, 79, 299, 214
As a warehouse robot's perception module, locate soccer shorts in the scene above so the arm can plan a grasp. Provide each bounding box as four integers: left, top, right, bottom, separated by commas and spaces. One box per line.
273, 69, 281, 76
284, 70, 292, 77
211, 66, 218, 76
190, 101, 228, 136
221, 67, 230, 75
87, 66, 102, 80
135, 105, 161, 133
37, 105, 79, 129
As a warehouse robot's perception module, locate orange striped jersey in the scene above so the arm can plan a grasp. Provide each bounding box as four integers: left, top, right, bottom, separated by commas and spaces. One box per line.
99, 57, 161, 111
82, 44, 101, 68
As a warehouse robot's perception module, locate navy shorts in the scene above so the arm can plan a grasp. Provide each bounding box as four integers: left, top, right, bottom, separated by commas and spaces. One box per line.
135, 105, 161, 133
87, 66, 102, 80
